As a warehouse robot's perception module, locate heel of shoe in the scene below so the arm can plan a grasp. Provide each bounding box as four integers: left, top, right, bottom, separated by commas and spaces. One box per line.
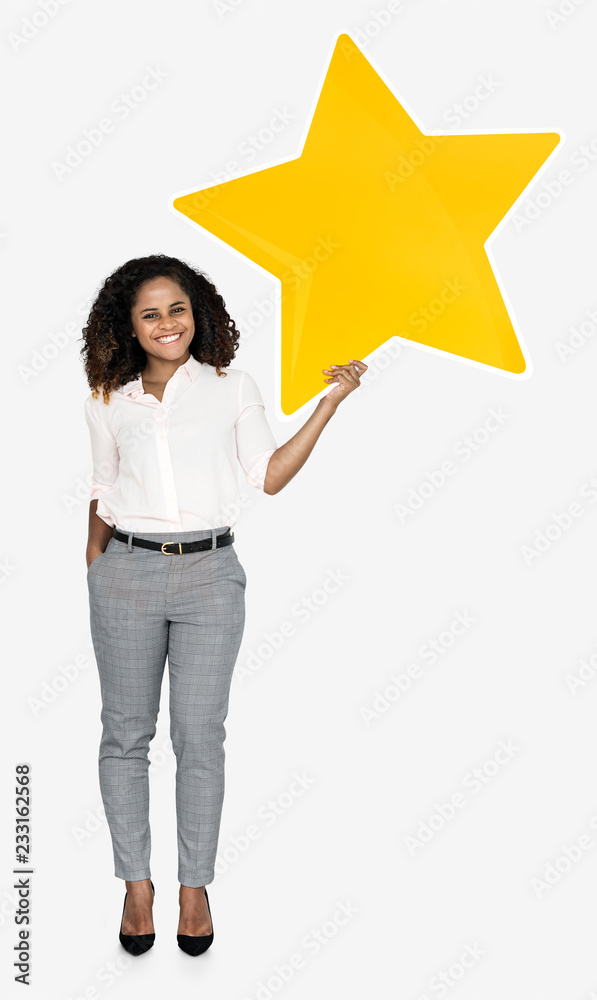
119, 880, 156, 956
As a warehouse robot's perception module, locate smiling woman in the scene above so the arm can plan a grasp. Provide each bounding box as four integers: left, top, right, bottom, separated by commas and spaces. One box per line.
131, 278, 199, 401
81, 254, 239, 401
79, 252, 365, 959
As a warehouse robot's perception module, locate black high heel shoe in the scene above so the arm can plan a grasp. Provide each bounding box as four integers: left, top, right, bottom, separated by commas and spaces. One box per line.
177, 887, 214, 956
119, 879, 155, 956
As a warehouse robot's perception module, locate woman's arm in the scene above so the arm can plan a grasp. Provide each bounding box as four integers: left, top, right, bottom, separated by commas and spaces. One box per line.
84, 393, 120, 569
263, 396, 336, 495
263, 359, 367, 495
87, 500, 114, 567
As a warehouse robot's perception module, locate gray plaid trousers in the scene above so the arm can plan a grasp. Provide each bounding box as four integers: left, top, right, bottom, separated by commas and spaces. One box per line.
87, 526, 246, 887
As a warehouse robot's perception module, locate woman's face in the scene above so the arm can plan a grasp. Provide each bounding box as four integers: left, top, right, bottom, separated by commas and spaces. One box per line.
131, 276, 195, 363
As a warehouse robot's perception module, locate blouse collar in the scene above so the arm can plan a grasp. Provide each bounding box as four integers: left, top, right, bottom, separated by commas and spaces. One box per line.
118, 354, 203, 398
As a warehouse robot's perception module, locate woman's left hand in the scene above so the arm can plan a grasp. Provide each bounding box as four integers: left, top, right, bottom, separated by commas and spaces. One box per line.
322, 360, 367, 408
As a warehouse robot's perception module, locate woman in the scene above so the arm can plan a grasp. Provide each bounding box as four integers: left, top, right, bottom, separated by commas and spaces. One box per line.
80, 253, 365, 957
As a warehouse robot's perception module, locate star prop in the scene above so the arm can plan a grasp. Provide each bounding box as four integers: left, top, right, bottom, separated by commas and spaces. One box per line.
172, 33, 560, 415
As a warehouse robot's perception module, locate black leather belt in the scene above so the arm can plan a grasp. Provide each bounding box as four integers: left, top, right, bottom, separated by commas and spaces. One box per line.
112, 526, 234, 554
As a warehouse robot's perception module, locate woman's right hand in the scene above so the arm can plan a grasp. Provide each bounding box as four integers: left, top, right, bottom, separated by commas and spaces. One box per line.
86, 548, 104, 570
87, 501, 114, 569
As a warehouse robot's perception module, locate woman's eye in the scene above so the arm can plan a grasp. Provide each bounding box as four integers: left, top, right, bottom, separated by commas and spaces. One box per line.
144, 307, 184, 319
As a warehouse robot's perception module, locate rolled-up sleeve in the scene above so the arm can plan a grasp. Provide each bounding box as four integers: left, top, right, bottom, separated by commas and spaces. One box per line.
84, 393, 119, 501
235, 372, 278, 490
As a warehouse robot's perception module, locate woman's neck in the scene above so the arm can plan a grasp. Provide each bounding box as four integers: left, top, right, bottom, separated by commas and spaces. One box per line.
141, 349, 191, 383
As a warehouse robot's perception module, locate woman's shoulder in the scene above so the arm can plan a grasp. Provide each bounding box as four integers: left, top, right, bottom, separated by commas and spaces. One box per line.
218, 366, 262, 386
204, 365, 258, 394
204, 365, 265, 411
84, 387, 121, 420
204, 364, 244, 382
85, 389, 102, 410
85, 387, 112, 406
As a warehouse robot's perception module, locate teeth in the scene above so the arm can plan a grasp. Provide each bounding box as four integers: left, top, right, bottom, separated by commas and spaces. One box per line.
156, 333, 181, 344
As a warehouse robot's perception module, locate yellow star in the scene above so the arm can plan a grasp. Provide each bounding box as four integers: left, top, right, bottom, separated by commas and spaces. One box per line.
172, 33, 560, 415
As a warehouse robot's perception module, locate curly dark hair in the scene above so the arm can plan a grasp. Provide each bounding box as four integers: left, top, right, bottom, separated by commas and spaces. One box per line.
79, 254, 241, 402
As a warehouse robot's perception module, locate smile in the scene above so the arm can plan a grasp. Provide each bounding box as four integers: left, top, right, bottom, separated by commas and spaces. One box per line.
155, 332, 183, 344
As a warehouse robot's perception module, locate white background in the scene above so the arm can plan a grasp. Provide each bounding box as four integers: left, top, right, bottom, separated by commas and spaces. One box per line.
2, 0, 597, 997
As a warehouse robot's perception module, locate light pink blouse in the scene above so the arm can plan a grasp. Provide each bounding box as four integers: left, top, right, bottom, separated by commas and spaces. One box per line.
84, 354, 278, 531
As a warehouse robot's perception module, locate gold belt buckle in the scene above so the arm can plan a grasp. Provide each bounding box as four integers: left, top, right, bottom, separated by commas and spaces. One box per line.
161, 542, 183, 555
